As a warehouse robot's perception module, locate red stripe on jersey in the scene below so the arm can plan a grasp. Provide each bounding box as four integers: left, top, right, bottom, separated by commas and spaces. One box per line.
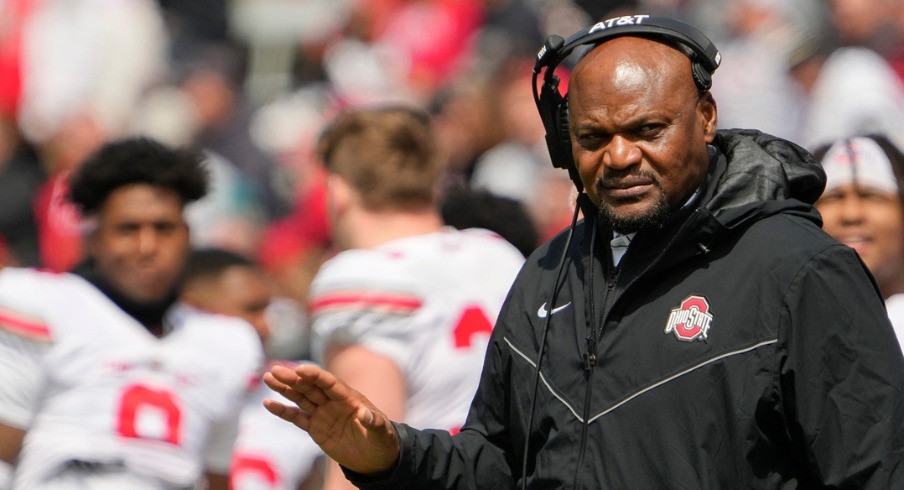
0, 306, 51, 341
310, 291, 422, 316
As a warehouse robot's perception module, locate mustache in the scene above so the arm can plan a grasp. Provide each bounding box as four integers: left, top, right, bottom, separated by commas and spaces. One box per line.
595, 170, 659, 191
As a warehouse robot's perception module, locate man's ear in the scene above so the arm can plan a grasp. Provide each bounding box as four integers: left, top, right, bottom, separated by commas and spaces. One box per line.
699, 92, 718, 143
326, 173, 353, 214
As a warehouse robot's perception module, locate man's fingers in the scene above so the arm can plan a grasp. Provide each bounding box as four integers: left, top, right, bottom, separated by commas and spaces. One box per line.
262, 370, 289, 392
267, 365, 331, 405
294, 363, 357, 403
269, 364, 301, 385
358, 407, 377, 428
263, 398, 312, 431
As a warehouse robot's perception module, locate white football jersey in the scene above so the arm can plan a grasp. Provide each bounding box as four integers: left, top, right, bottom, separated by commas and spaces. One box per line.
230, 361, 324, 490
0, 267, 264, 489
309, 227, 524, 431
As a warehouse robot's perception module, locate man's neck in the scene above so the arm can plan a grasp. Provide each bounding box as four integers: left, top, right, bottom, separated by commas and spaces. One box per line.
71, 260, 175, 337
341, 207, 444, 250
881, 273, 904, 302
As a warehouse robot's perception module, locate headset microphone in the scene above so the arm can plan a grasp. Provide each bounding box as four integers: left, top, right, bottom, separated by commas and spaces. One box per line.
533, 35, 565, 74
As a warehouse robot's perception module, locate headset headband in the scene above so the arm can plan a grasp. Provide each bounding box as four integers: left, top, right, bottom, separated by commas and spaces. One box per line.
534, 15, 721, 76
531, 14, 721, 191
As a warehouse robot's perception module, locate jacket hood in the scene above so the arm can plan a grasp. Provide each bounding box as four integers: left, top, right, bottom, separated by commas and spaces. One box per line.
642, 129, 827, 268
704, 129, 826, 228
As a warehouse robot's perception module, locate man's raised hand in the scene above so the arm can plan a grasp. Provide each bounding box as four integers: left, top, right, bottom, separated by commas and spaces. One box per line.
263, 363, 401, 475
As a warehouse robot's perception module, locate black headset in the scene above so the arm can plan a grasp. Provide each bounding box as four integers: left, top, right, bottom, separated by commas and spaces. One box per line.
531, 14, 722, 192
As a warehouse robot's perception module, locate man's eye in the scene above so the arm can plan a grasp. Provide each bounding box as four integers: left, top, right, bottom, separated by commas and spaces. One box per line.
861, 191, 897, 204
817, 194, 841, 205
577, 134, 606, 148
637, 125, 660, 136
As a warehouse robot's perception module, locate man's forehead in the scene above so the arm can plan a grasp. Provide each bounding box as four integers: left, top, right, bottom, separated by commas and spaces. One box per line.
574, 36, 688, 82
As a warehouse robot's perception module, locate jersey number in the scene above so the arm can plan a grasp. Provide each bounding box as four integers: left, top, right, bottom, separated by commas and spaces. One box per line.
117, 384, 182, 445
231, 455, 280, 488
452, 305, 493, 349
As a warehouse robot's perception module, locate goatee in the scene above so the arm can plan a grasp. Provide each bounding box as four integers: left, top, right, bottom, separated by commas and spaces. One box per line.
596, 182, 670, 234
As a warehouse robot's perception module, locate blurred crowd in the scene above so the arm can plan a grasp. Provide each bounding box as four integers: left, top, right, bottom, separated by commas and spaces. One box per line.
1, 0, 904, 352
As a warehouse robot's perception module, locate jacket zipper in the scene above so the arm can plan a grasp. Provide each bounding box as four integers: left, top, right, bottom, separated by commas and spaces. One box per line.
573, 221, 618, 489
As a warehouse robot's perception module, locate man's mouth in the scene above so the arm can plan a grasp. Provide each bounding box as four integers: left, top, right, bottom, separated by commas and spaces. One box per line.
601, 178, 655, 200
838, 235, 871, 254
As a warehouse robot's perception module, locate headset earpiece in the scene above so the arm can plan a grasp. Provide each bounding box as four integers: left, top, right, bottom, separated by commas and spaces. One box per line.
691, 59, 713, 91
532, 14, 720, 191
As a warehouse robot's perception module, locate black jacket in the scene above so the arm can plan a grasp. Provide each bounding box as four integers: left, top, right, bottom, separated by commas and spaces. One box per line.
351, 130, 904, 489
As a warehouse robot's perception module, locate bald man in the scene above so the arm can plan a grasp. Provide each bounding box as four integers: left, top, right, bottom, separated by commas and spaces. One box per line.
262, 15, 904, 489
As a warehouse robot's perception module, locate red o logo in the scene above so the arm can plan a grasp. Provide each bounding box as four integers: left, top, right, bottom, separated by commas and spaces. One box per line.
664, 295, 713, 342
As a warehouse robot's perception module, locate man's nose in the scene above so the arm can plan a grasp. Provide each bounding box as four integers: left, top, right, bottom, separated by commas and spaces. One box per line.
839, 194, 866, 224
137, 228, 160, 254
603, 135, 641, 169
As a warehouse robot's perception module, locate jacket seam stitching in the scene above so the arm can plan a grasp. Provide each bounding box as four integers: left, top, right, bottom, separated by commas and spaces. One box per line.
503, 336, 777, 425
587, 338, 778, 423
503, 336, 586, 422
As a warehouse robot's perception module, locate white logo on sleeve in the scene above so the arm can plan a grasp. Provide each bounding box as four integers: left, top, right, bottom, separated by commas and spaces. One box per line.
537, 302, 572, 318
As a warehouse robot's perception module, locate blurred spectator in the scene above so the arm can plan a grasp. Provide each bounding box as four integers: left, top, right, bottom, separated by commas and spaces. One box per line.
429, 77, 504, 188
0, 0, 33, 119
250, 88, 336, 308
17, 0, 168, 146
175, 42, 289, 220
814, 134, 904, 349
709, 0, 804, 141
322, 0, 484, 106
157, 0, 231, 56
15, 0, 169, 271
0, 236, 8, 268
469, 58, 577, 240
440, 187, 539, 257
469, 59, 550, 202
785, 6, 904, 151
135, 42, 292, 258
30, 112, 104, 272
826, 0, 898, 52
825, 0, 904, 85
258, 175, 332, 308
470, 0, 545, 72
0, 115, 44, 267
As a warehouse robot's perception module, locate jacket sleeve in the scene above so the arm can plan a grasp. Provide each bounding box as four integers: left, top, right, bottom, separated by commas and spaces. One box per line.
781, 244, 904, 487
345, 308, 519, 489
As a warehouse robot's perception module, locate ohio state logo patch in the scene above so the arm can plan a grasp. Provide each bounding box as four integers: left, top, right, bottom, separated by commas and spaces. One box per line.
664, 295, 713, 342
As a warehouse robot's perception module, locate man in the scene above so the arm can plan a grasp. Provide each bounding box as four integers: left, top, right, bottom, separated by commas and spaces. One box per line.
813, 134, 904, 347
292, 106, 524, 490
179, 247, 325, 490
263, 15, 904, 488
0, 137, 263, 489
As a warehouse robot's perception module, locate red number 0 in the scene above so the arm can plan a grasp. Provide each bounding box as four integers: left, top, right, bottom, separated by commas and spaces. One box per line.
117, 384, 182, 445
230, 454, 280, 488
452, 305, 493, 349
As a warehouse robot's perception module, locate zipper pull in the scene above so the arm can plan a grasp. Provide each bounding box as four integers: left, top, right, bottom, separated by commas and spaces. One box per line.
583, 336, 597, 371
583, 352, 597, 371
